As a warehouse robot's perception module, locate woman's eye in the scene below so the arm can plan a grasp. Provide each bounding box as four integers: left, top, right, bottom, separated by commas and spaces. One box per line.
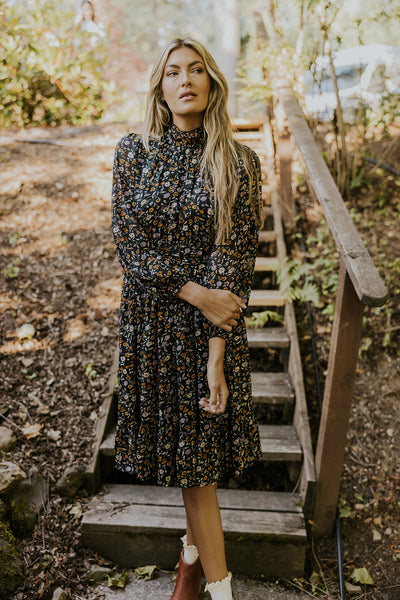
167, 71, 177, 77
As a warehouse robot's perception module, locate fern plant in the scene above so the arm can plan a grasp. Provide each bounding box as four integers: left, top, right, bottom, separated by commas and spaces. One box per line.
277, 257, 321, 306
245, 310, 284, 329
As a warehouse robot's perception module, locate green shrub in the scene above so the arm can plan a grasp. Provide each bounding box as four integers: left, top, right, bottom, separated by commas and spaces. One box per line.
0, 0, 115, 127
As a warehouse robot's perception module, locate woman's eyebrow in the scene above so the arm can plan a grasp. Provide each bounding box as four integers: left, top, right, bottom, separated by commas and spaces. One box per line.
165, 60, 204, 70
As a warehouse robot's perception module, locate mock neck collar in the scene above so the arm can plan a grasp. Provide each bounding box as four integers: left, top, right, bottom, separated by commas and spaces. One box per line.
166, 122, 205, 147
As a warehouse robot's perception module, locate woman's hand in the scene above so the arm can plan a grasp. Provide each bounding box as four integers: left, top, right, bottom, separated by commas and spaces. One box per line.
178, 282, 245, 332
199, 337, 228, 415
200, 361, 229, 415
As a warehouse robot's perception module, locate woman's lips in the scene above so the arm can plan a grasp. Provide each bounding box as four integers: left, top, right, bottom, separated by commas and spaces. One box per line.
179, 92, 197, 100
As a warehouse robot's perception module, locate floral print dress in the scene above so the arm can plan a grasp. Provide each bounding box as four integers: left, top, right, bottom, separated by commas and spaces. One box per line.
112, 123, 262, 488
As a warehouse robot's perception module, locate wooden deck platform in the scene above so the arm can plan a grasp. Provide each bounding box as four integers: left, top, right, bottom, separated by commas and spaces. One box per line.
81, 485, 306, 577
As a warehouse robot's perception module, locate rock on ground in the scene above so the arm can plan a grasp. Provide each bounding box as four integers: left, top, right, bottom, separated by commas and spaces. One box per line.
0, 462, 26, 495
9, 467, 48, 537
0, 520, 24, 599
0, 426, 16, 452
51, 588, 69, 600
55, 465, 86, 497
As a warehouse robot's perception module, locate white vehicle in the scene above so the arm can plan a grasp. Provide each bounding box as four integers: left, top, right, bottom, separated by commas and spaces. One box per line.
305, 45, 400, 122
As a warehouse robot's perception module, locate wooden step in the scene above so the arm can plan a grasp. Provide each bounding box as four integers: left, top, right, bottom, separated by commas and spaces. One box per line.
233, 131, 264, 141
263, 206, 273, 217
81, 484, 306, 577
232, 118, 264, 131
254, 257, 280, 271
100, 419, 299, 461
247, 327, 290, 349
251, 372, 294, 404
258, 229, 276, 243
248, 289, 286, 306
259, 424, 302, 461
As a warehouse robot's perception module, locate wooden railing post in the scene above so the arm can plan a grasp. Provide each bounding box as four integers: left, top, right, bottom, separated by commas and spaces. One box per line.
275, 102, 295, 226
312, 262, 364, 537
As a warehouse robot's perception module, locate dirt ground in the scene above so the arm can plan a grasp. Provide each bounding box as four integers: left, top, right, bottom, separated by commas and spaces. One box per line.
0, 123, 399, 599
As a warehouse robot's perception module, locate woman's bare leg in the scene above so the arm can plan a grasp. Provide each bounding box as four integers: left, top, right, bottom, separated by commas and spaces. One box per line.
182, 484, 228, 583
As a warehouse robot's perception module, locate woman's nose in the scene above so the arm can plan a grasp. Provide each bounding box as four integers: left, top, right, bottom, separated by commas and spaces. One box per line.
181, 70, 191, 85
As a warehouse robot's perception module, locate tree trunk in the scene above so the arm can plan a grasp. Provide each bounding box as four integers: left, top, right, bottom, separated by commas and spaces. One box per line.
214, 0, 240, 117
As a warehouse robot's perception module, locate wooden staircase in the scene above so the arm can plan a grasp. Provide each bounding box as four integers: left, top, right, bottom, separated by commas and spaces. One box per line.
81, 120, 316, 577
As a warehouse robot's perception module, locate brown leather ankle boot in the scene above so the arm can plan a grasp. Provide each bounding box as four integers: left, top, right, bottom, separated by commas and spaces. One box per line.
171, 551, 202, 600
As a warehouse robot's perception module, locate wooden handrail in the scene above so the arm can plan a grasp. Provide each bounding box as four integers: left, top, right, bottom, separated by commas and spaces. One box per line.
254, 9, 388, 537
274, 81, 388, 307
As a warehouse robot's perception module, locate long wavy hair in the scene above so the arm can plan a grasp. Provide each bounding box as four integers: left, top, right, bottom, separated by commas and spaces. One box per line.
141, 37, 262, 244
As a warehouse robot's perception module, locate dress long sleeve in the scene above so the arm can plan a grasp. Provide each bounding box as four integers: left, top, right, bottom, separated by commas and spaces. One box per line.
203, 151, 262, 339
112, 135, 192, 298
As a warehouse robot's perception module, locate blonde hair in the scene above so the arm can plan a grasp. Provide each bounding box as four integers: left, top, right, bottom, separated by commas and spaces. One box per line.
141, 37, 262, 244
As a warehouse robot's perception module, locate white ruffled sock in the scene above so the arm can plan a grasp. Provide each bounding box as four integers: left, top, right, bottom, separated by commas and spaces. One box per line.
180, 534, 199, 565
205, 573, 233, 600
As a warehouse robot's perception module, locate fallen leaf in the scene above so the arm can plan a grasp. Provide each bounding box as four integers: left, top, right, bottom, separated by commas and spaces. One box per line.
16, 324, 35, 340
69, 504, 82, 519
345, 581, 362, 594
21, 422, 42, 439
134, 565, 157, 580
47, 429, 61, 441
20, 357, 34, 367
107, 572, 129, 588
351, 567, 374, 585
372, 529, 382, 542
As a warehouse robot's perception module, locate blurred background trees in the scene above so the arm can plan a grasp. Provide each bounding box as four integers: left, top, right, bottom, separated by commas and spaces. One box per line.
0, 0, 115, 127
1, 0, 400, 127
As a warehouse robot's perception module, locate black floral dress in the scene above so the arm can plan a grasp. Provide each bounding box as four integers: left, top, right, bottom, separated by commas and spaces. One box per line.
112, 123, 262, 487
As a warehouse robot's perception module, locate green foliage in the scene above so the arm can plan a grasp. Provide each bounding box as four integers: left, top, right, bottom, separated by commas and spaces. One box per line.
0, 0, 115, 127
2, 258, 21, 279
84, 362, 97, 379
278, 257, 321, 306
245, 310, 283, 329
338, 495, 352, 518
0, 519, 23, 598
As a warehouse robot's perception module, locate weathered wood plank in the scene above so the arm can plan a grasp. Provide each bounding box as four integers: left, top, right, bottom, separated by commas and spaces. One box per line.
83, 504, 304, 537
254, 257, 280, 271
251, 372, 294, 404
285, 302, 317, 517
246, 327, 289, 349
232, 118, 264, 131
81, 527, 306, 577
100, 423, 301, 461
81, 483, 306, 575
259, 424, 302, 461
313, 265, 364, 537
85, 345, 118, 491
85, 484, 303, 513
258, 230, 276, 243
233, 131, 265, 141
275, 82, 388, 306
248, 290, 286, 306
263, 205, 273, 217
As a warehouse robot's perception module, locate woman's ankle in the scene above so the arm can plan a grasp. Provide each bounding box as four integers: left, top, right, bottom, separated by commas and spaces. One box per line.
205, 573, 232, 600
181, 534, 199, 565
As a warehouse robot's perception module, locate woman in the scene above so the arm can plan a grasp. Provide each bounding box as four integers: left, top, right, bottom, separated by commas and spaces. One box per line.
112, 37, 263, 600
74, 0, 105, 47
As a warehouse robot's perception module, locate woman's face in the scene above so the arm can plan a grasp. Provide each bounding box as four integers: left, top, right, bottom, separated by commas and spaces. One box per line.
161, 47, 211, 131
82, 1, 94, 20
